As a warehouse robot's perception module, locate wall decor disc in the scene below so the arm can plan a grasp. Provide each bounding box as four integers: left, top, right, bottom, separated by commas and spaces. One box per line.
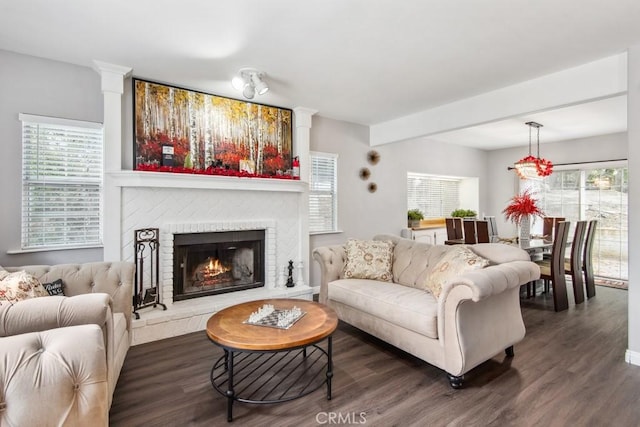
368, 182, 377, 193
359, 167, 371, 180
367, 150, 380, 165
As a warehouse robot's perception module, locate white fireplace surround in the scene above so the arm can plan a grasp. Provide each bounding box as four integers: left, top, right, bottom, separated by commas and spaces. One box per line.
108, 174, 314, 345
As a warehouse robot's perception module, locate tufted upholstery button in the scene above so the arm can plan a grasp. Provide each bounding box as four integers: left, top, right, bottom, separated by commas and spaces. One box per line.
90, 282, 95, 287
73, 384, 80, 391
0, 401, 6, 411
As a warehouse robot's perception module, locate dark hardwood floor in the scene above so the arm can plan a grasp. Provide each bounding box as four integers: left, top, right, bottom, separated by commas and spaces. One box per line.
110, 286, 640, 426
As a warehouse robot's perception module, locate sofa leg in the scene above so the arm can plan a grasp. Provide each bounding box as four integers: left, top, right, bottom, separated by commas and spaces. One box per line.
505, 346, 514, 357
447, 373, 464, 389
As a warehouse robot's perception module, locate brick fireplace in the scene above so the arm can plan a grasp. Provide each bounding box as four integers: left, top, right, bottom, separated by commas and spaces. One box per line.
105, 172, 314, 344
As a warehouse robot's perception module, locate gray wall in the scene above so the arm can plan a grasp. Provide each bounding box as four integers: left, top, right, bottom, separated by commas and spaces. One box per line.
308, 115, 489, 287
486, 132, 628, 237
0, 50, 103, 266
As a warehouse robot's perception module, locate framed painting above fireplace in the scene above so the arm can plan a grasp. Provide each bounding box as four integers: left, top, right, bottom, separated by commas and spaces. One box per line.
133, 78, 294, 179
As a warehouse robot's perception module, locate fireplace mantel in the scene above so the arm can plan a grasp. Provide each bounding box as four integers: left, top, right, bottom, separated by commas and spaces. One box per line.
107, 170, 307, 193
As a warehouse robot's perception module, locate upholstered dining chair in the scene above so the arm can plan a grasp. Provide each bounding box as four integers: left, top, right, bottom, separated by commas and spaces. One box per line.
445, 218, 463, 241
475, 220, 491, 243
583, 220, 598, 299
535, 221, 571, 312
484, 216, 499, 242
463, 220, 477, 244
565, 221, 588, 304
542, 217, 566, 241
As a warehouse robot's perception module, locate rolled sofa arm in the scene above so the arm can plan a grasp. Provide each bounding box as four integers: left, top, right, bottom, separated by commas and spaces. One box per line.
0, 324, 109, 426
6, 262, 135, 334
0, 293, 112, 337
439, 260, 541, 303
312, 245, 346, 304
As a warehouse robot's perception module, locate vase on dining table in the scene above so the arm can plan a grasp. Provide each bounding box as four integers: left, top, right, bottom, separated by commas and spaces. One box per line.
519, 215, 531, 242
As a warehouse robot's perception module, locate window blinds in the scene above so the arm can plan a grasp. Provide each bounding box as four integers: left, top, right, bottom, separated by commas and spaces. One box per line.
309, 152, 338, 233
407, 172, 460, 218
20, 113, 103, 249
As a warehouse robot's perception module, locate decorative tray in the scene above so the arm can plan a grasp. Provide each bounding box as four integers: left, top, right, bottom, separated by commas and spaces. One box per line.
243, 304, 306, 330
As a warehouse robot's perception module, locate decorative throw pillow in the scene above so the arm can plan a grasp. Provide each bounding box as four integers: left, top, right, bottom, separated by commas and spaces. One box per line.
0, 270, 49, 305
0, 266, 8, 281
343, 239, 394, 282
422, 246, 490, 299
42, 278, 65, 296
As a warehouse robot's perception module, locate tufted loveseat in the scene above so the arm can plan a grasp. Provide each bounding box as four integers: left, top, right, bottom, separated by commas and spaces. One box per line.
0, 262, 134, 426
313, 234, 540, 388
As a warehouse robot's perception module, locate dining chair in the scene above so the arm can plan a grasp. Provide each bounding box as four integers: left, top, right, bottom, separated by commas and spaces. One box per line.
476, 220, 490, 243
445, 218, 457, 240
565, 221, 587, 304
463, 220, 477, 244
542, 217, 565, 241
583, 220, 598, 299
485, 216, 499, 242
535, 221, 570, 312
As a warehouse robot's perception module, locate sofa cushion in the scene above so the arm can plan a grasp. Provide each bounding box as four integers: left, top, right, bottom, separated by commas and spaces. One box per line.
0, 271, 49, 305
422, 246, 490, 298
42, 279, 65, 296
391, 239, 451, 288
328, 279, 438, 339
343, 239, 394, 282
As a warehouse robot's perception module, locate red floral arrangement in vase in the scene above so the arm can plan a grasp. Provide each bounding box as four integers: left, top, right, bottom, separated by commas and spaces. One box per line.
502, 189, 545, 225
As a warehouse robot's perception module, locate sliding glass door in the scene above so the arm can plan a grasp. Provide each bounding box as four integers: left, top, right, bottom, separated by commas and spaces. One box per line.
525, 166, 628, 280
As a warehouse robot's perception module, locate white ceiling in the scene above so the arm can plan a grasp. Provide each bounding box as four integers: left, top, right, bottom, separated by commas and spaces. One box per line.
430, 95, 628, 150
1, 0, 639, 149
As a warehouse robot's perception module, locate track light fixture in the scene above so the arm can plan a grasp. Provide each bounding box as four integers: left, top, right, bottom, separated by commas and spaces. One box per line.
231, 68, 269, 100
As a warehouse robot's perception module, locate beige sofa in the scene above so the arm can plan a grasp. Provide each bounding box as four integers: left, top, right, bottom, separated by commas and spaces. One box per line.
0, 261, 134, 426
313, 235, 540, 388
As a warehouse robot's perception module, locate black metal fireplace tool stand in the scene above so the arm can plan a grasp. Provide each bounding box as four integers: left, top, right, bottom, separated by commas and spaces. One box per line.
133, 228, 167, 319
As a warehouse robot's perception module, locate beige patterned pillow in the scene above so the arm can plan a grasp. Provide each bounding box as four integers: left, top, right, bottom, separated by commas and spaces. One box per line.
0, 265, 8, 281
422, 246, 489, 299
343, 239, 394, 282
0, 270, 49, 305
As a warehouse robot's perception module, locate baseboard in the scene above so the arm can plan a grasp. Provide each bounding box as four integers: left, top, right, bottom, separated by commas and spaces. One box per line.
311, 285, 320, 295
625, 349, 640, 366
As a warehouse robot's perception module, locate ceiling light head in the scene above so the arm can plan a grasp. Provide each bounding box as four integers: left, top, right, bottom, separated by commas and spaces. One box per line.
232, 67, 269, 99
242, 84, 255, 99
231, 75, 248, 91
251, 72, 269, 95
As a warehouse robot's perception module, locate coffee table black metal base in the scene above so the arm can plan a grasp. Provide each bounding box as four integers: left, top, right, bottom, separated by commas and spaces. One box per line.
210, 337, 333, 422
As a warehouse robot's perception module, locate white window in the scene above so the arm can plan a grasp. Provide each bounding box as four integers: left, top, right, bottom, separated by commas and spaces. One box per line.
20, 113, 103, 250
407, 172, 461, 218
309, 152, 338, 234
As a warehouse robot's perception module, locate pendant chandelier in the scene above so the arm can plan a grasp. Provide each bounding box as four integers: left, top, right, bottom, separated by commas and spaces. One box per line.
513, 121, 553, 179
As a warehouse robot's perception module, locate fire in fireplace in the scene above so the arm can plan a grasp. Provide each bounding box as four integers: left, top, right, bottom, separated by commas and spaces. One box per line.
173, 230, 265, 301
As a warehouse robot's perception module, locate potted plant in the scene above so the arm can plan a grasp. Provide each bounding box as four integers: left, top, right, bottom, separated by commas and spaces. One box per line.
502, 189, 545, 241
451, 209, 477, 219
407, 209, 424, 228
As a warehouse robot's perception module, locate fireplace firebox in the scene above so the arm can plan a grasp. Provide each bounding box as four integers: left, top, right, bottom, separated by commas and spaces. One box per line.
173, 230, 265, 301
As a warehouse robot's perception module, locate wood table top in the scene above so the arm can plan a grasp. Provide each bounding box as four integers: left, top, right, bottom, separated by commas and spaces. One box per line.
206, 298, 338, 351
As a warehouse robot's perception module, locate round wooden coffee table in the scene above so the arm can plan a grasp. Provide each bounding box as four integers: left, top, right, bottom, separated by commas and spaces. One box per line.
206, 298, 338, 422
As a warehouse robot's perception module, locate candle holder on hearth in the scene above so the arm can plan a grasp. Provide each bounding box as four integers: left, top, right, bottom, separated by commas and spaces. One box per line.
285, 260, 295, 288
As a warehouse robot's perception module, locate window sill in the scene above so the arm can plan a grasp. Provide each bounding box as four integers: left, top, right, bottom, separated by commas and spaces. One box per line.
7, 244, 103, 255
310, 230, 343, 236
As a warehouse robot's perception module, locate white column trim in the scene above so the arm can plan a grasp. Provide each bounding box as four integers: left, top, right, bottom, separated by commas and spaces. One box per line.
94, 60, 132, 261
293, 106, 317, 290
